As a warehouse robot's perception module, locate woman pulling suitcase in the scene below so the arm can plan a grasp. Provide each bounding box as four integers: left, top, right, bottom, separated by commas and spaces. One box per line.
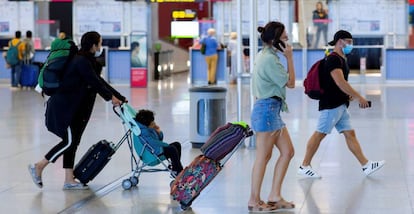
28, 31, 126, 190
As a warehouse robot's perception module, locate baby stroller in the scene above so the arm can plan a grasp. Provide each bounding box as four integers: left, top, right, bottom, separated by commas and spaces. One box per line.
113, 103, 176, 190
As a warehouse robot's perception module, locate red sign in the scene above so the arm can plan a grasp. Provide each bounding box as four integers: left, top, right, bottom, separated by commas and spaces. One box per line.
410, 0, 414, 5
131, 68, 147, 88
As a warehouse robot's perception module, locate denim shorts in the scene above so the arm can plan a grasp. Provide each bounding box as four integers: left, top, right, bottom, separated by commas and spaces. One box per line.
317, 104, 352, 134
251, 98, 285, 132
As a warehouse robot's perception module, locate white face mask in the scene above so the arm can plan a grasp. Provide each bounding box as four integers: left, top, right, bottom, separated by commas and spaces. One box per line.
94, 46, 103, 57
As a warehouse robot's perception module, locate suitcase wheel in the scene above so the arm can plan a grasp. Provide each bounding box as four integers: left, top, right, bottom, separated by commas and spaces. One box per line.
181, 203, 191, 211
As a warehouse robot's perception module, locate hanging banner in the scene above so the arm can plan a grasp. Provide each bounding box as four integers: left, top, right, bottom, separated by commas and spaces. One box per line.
130, 33, 148, 87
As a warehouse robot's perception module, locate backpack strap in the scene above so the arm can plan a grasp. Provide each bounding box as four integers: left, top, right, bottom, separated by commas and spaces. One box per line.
14, 40, 21, 47
50, 48, 71, 53
9, 40, 21, 47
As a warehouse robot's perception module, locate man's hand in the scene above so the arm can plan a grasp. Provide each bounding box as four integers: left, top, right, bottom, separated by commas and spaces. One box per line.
358, 97, 370, 109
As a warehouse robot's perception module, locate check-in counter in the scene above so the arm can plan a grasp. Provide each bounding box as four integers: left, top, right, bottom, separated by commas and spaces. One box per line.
1, 48, 414, 83
385, 49, 414, 80
189, 48, 228, 85
0, 49, 132, 84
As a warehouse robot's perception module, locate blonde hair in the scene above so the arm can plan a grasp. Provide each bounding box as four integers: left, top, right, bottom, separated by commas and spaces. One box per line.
207, 28, 216, 36
230, 32, 237, 40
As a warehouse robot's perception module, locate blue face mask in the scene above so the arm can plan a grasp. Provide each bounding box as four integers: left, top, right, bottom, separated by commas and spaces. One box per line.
342, 44, 353, 54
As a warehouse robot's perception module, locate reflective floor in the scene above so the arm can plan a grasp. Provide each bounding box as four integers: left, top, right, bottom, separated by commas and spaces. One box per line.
1, 72, 413, 214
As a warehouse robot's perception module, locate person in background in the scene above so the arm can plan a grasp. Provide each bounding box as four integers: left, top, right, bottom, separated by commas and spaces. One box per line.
243, 48, 250, 73
227, 32, 238, 84
23, 30, 35, 64
248, 21, 296, 212
58, 31, 67, 40
297, 30, 385, 178
135, 109, 183, 176
28, 31, 126, 190
312, 1, 329, 48
6, 31, 25, 88
199, 28, 220, 85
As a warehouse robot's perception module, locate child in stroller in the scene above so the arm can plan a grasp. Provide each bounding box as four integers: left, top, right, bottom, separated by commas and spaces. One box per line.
134, 109, 184, 176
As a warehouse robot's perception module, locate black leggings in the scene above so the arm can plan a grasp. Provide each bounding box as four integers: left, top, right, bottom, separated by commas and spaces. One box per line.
45, 96, 94, 169
163, 142, 183, 173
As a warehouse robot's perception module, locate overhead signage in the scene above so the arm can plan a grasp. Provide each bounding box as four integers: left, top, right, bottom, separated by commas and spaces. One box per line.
172, 9, 196, 19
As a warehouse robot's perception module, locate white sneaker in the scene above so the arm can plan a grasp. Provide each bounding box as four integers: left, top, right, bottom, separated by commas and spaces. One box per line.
362, 160, 385, 176
297, 165, 322, 178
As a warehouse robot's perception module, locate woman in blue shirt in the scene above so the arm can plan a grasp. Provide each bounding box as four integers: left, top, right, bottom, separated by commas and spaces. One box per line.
200, 28, 220, 84
248, 21, 296, 212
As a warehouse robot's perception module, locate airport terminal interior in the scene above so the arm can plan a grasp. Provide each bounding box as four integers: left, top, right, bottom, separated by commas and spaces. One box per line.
1, 0, 414, 213
1, 72, 414, 214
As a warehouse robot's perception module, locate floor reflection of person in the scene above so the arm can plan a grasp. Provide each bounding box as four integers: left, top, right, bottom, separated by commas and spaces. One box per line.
131, 41, 144, 67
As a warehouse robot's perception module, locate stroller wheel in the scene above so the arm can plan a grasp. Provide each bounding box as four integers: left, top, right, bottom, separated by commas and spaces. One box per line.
181, 204, 191, 210
122, 179, 132, 190
130, 176, 139, 186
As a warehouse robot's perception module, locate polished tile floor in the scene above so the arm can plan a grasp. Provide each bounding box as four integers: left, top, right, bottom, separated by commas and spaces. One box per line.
0, 72, 413, 214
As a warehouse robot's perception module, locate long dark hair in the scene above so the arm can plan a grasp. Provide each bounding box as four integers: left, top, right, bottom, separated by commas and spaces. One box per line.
257, 21, 285, 45
80, 31, 101, 52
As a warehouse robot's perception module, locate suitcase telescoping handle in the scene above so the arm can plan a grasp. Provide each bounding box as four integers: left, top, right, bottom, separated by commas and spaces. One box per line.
214, 125, 253, 167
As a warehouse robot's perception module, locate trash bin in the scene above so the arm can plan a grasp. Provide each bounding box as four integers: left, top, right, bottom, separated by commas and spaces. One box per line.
189, 86, 227, 148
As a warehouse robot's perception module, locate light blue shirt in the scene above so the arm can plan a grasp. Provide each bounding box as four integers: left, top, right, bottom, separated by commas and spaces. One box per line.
252, 46, 289, 112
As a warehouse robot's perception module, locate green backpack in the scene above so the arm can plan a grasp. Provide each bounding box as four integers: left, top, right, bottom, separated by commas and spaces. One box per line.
38, 38, 77, 96
6, 41, 21, 66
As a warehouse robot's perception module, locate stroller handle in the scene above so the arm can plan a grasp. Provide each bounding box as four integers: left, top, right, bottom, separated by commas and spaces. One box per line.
113, 103, 141, 136
113, 105, 122, 118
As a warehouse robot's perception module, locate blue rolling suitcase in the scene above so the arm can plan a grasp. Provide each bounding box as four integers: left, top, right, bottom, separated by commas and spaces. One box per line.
20, 64, 39, 87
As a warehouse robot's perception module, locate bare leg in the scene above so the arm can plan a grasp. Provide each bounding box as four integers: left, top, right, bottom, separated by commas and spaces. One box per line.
302, 131, 326, 166
64, 168, 78, 184
268, 127, 295, 202
35, 158, 49, 177
248, 131, 276, 206
342, 130, 368, 165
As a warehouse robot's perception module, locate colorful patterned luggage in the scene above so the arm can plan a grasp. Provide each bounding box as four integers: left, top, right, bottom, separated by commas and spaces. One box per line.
171, 121, 253, 210
170, 155, 221, 210
200, 122, 253, 161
